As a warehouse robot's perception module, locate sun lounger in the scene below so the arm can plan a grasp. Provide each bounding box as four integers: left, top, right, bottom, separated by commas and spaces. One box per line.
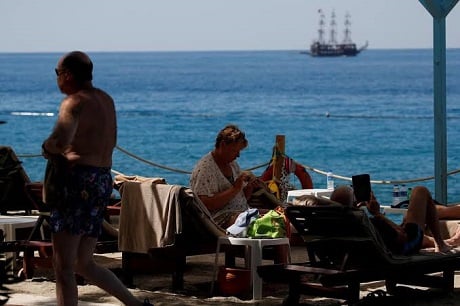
257, 205, 460, 305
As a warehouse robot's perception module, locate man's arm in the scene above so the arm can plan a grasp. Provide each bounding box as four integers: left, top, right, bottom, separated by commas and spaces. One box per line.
42, 97, 80, 155
363, 193, 407, 245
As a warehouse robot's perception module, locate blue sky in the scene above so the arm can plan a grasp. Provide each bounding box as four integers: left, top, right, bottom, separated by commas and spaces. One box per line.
0, 0, 459, 53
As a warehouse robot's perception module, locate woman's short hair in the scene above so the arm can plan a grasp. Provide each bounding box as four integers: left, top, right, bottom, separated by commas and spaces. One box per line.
215, 124, 248, 148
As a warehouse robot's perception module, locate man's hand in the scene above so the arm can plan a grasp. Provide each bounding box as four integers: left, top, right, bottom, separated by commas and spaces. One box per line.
356, 192, 381, 216
367, 192, 381, 215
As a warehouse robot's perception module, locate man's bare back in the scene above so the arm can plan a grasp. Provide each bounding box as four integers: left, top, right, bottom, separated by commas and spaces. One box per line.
60, 88, 116, 167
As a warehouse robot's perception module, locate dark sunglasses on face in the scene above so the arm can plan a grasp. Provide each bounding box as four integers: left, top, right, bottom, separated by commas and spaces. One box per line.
55, 68, 67, 76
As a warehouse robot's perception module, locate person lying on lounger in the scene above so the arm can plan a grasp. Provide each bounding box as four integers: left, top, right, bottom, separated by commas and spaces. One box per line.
330, 185, 459, 254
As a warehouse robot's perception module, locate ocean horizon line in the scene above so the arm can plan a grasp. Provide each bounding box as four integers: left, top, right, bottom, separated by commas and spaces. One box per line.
1, 48, 460, 55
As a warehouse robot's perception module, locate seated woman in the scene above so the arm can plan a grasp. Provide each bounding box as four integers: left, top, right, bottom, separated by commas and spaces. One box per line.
190, 124, 288, 263
189, 124, 266, 229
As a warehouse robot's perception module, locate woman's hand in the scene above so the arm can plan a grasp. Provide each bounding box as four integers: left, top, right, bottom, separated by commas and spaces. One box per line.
237, 172, 261, 200
233, 174, 246, 191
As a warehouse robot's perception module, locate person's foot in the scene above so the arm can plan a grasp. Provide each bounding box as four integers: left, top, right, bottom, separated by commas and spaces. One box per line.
436, 242, 454, 254
445, 225, 460, 246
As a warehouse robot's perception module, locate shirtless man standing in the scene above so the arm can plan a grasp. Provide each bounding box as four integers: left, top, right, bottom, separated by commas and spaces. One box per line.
42, 51, 152, 306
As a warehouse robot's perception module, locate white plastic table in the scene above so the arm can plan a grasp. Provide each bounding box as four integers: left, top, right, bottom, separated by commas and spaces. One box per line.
0, 215, 39, 241
212, 236, 291, 301
0, 215, 39, 270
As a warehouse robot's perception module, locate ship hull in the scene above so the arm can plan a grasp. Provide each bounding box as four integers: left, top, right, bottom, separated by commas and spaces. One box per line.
309, 42, 360, 57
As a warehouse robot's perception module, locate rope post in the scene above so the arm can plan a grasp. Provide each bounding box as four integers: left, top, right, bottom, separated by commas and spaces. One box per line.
274, 135, 285, 183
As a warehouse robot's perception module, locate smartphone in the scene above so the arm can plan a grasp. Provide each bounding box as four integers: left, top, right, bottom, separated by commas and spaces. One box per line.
352, 174, 371, 203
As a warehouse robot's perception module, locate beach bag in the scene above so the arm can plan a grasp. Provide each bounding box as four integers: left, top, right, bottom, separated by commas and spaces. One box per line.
247, 209, 286, 238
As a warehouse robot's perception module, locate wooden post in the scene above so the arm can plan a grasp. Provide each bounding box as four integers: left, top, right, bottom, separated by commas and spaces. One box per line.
274, 135, 285, 183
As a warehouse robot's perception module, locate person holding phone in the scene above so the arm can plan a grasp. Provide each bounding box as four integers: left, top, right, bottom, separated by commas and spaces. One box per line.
330, 185, 458, 254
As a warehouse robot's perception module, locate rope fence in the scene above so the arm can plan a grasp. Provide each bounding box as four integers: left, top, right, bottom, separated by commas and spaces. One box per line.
299, 162, 460, 185
15, 145, 460, 186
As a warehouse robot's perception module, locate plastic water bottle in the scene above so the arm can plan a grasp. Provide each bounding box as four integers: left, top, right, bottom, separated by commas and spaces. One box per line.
326, 171, 334, 190
392, 184, 400, 206
407, 187, 412, 200
399, 184, 407, 202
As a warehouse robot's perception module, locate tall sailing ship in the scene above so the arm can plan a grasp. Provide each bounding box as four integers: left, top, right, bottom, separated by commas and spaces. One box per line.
307, 10, 368, 57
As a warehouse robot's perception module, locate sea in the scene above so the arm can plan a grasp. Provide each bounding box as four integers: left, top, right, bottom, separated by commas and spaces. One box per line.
1, 49, 460, 205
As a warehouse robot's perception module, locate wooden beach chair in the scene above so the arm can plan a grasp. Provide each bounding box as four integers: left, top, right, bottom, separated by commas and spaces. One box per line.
0, 146, 36, 214
117, 179, 244, 290
257, 205, 460, 306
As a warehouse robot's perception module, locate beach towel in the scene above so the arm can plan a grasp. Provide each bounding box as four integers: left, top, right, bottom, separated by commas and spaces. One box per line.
118, 181, 226, 253
113, 174, 166, 189
118, 181, 182, 253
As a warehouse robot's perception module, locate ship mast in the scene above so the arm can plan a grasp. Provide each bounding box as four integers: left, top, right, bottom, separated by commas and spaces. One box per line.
317, 9, 326, 44
342, 12, 353, 44
328, 10, 338, 45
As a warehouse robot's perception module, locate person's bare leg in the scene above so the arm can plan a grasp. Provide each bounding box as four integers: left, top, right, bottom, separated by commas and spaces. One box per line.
422, 235, 436, 249
74, 235, 143, 306
52, 232, 80, 306
407, 186, 452, 252
436, 204, 460, 220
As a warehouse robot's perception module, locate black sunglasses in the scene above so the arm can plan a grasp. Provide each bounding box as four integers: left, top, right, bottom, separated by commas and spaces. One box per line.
55, 68, 67, 76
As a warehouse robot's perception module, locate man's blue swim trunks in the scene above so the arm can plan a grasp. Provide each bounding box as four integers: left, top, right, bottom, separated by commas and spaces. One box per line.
401, 222, 424, 255
49, 164, 112, 237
